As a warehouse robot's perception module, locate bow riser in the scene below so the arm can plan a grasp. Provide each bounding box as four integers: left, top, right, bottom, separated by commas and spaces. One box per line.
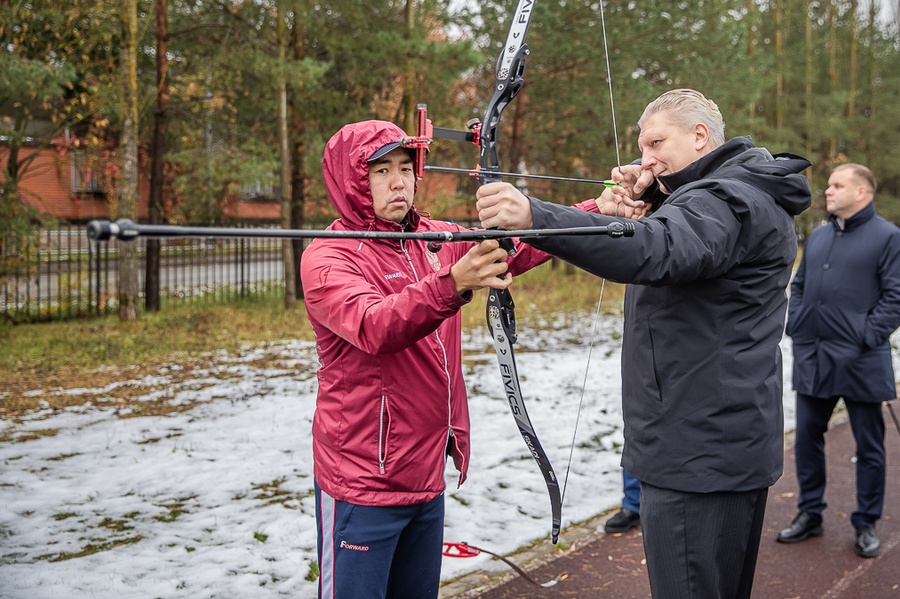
476, 0, 565, 544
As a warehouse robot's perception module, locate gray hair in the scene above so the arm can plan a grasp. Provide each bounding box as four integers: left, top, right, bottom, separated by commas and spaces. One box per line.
638, 89, 726, 147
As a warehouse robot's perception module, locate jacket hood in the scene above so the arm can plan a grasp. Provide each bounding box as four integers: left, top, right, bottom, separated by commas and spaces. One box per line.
322, 120, 420, 231
659, 136, 812, 216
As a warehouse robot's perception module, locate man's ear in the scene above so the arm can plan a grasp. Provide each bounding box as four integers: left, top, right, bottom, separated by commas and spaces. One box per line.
693, 123, 710, 151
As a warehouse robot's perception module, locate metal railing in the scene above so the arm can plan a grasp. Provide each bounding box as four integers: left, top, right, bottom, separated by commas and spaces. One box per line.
1, 224, 287, 324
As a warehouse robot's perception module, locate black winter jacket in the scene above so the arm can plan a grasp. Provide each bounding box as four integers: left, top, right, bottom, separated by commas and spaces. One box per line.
525, 137, 811, 493
787, 202, 900, 403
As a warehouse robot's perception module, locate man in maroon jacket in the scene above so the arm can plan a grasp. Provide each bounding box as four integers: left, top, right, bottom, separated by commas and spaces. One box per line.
300, 120, 548, 599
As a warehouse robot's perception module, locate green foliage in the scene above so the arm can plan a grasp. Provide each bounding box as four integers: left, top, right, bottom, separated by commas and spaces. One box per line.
168, 140, 280, 223
559, 2, 896, 226
0, 0, 119, 271
143, 0, 481, 222
446, 0, 784, 207
0, 190, 41, 277
0, 50, 78, 107
0, 295, 315, 381
4, 0, 900, 238
0, 0, 118, 155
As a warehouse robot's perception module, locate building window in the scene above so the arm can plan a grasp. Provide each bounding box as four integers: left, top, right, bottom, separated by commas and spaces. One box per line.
240, 178, 278, 202
71, 151, 105, 195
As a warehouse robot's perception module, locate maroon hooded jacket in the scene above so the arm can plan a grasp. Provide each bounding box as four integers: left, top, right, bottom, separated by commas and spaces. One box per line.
301, 120, 549, 506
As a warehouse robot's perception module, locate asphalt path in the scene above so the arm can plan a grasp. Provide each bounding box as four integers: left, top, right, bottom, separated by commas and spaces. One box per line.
442, 406, 900, 598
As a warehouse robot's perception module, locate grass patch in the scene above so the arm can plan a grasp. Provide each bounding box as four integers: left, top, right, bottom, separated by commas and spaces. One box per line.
52, 512, 79, 521
448, 493, 471, 507
99, 517, 135, 532
251, 477, 297, 508
305, 562, 320, 582
1, 295, 314, 372
153, 496, 195, 523
0, 296, 314, 417
42, 535, 143, 562
0, 428, 60, 443
47, 452, 80, 462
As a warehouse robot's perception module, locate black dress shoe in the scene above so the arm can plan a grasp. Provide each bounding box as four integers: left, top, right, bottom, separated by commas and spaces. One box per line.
855, 525, 881, 558
604, 508, 640, 533
776, 512, 823, 543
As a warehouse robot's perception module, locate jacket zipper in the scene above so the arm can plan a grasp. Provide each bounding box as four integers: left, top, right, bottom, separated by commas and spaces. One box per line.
401, 239, 456, 461
434, 325, 455, 460
379, 393, 388, 473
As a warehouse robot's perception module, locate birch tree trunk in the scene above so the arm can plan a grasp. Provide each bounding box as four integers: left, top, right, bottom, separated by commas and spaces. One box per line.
118, 0, 140, 321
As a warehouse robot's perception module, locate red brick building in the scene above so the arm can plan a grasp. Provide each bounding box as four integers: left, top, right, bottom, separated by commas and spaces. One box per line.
1, 140, 466, 225
0, 140, 285, 224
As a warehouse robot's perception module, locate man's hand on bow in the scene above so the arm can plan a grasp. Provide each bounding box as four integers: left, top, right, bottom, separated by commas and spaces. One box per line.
476, 182, 534, 230
450, 239, 513, 294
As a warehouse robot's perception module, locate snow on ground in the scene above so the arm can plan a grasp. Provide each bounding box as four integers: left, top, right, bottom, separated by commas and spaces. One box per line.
0, 312, 798, 599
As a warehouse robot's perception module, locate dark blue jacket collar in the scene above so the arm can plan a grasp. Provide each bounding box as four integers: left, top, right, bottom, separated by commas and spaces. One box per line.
830, 201, 875, 231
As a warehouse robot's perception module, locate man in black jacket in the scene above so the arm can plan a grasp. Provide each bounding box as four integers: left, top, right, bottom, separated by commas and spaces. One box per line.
776, 163, 900, 558
476, 89, 812, 599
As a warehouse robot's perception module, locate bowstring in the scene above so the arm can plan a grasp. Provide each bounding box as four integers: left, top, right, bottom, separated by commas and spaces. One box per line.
600, 0, 621, 169
560, 0, 620, 509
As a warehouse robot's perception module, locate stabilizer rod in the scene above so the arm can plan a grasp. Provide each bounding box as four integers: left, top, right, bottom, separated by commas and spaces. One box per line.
87, 219, 635, 243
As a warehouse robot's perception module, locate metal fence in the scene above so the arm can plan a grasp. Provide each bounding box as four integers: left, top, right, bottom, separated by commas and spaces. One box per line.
1, 224, 286, 324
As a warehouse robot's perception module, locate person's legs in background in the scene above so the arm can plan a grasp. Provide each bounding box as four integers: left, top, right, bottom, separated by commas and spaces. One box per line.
604, 468, 641, 533
777, 394, 836, 544
845, 398, 885, 557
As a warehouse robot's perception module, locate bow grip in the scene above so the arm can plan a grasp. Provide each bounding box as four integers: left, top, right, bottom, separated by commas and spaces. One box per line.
478, 170, 517, 256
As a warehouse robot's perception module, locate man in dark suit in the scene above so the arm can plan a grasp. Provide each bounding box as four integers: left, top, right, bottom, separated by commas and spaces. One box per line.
777, 163, 900, 558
